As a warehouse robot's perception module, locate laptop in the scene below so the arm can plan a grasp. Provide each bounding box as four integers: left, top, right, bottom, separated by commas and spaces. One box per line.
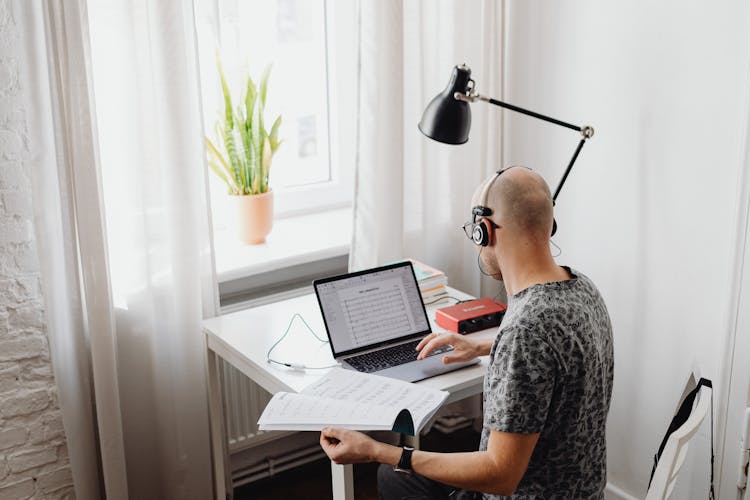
313, 261, 479, 382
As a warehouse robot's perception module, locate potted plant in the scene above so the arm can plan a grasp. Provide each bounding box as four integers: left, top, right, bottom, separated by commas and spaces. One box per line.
206, 59, 282, 244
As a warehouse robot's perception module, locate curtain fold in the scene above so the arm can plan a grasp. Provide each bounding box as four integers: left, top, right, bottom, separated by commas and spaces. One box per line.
20, 0, 105, 497
350, 0, 506, 298
28, 0, 130, 498
25, 0, 219, 498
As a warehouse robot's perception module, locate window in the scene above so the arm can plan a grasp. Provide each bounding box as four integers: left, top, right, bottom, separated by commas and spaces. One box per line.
194, 0, 356, 224
194, 0, 356, 303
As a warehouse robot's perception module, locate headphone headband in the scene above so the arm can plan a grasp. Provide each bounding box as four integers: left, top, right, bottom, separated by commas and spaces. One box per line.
477, 168, 508, 213
475, 166, 526, 219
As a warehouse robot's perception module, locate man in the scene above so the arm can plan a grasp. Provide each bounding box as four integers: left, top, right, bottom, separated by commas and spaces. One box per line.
320, 167, 614, 499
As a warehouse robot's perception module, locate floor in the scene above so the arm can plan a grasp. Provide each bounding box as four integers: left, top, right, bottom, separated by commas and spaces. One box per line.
235, 426, 481, 500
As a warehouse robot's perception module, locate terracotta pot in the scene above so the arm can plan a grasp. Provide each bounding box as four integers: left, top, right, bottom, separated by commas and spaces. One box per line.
232, 191, 273, 244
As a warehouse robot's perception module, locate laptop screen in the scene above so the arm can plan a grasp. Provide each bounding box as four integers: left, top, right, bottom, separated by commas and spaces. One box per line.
314, 262, 432, 357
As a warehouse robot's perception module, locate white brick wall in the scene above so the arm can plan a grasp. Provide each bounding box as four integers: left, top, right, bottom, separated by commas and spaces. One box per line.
0, 1, 75, 498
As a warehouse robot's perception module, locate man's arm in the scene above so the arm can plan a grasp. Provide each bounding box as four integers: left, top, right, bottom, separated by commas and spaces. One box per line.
321, 428, 538, 496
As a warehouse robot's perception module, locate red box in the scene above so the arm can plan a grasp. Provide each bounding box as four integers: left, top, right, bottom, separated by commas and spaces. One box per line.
435, 297, 507, 334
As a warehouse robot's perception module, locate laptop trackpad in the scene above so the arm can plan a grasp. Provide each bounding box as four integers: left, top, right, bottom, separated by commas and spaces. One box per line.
366, 356, 480, 383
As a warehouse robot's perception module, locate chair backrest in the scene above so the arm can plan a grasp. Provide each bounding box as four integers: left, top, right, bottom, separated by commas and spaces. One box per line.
644, 384, 712, 500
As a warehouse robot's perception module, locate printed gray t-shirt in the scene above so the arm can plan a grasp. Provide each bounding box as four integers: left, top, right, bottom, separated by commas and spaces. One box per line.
478, 268, 614, 500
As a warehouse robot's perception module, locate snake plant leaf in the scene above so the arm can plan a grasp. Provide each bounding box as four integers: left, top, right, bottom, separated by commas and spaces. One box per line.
208, 159, 234, 192
217, 59, 234, 130
236, 104, 252, 190
206, 138, 240, 193
234, 106, 250, 189
259, 64, 272, 110
245, 75, 257, 132
205, 137, 229, 171
214, 120, 223, 146
244, 78, 257, 195
213, 121, 235, 184
247, 134, 256, 194
261, 135, 273, 193
251, 96, 263, 193
269, 115, 282, 152
222, 126, 242, 188
206, 136, 241, 190
217, 68, 242, 186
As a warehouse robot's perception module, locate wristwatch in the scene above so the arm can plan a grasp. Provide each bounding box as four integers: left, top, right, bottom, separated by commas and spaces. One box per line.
393, 446, 414, 474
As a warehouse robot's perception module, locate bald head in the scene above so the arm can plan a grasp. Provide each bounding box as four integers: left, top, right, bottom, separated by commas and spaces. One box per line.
473, 167, 554, 242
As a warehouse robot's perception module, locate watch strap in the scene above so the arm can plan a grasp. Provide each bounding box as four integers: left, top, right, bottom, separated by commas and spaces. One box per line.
394, 446, 414, 474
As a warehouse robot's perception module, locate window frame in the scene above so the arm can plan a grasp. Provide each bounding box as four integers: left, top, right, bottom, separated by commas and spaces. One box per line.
198, 0, 356, 220
196, 0, 357, 303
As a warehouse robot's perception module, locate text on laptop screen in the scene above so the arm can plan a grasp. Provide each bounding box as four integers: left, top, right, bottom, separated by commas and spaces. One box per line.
316, 265, 430, 353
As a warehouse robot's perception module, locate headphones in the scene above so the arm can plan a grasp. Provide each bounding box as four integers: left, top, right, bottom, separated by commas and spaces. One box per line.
470, 166, 557, 247
471, 205, 495, 246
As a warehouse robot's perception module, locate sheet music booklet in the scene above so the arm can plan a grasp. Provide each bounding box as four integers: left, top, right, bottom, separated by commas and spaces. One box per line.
257, 368, 448, 435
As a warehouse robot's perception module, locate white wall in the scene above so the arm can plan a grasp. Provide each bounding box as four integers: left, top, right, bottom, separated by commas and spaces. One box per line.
502, 2, 750, 498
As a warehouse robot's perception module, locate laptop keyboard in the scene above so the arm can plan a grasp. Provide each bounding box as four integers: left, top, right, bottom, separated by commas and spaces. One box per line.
345, 339, 453, 373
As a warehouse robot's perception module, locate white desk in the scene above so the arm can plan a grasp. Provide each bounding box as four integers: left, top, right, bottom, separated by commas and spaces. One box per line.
203, 287, 498, 500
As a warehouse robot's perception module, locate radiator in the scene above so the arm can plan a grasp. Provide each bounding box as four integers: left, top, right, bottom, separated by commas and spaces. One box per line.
218, 286, 315, 452
220, 358, 325, 487
220, 358, 277, 452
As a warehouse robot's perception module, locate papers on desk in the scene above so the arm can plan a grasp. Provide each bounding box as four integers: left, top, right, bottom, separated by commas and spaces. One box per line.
257, 368, 448, 435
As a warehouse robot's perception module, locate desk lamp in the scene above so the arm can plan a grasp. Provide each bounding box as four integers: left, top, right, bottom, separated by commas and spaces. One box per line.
419, 64, 594, 235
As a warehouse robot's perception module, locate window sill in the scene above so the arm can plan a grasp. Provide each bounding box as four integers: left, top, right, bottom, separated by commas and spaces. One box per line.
214, 208, 352, 308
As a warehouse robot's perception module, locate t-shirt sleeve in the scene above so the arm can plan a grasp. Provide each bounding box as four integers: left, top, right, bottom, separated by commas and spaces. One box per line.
483, 327, 557, 434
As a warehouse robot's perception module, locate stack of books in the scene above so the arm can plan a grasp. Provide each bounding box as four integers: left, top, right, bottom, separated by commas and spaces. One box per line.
408, 259, 448, 303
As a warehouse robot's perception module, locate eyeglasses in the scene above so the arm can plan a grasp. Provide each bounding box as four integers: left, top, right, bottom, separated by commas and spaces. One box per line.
460, 218, 499, 241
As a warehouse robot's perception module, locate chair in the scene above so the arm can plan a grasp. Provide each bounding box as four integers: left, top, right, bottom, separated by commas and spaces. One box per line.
645, 378, 713, 500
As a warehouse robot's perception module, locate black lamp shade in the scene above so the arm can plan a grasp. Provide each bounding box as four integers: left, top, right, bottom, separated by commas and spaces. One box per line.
418, 65, 473, 145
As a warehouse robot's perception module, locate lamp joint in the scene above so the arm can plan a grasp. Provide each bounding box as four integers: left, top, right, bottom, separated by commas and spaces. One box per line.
453, 91, 489, 104
453, 91, 477, 103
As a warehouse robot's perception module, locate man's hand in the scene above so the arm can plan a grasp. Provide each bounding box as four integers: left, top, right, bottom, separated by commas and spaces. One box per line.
416, 332, 485, 363
319, 428, 382, 465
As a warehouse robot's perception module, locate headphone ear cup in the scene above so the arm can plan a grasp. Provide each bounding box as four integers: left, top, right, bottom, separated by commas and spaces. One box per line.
472, 221, 490, 247
551, 218, 558, 237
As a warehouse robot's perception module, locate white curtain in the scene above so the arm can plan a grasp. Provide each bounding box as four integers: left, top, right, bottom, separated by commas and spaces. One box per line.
23, 0, 218, 498
350, 0, 506, 298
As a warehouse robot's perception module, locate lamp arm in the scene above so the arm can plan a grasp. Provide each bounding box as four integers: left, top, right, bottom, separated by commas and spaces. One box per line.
455, 90, 594, 203
484, 95, 582, 133
554, 138, 586, 203
455, 91, 593, 137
